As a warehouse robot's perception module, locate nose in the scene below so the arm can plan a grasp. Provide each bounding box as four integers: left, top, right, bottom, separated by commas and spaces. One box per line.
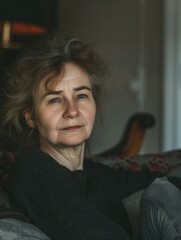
63, 100, 79, 118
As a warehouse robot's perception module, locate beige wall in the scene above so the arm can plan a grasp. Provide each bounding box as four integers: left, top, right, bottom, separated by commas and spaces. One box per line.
56, 0, 162, 155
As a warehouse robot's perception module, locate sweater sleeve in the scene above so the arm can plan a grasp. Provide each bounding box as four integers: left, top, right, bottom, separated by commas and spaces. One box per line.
9, 155, 130, 240
85, 160, 165, 199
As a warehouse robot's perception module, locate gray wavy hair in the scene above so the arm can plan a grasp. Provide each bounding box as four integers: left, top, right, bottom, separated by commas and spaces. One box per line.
0, 32, 108, 147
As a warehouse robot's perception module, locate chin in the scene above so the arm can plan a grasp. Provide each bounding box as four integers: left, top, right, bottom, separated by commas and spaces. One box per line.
57, 137, 87, 147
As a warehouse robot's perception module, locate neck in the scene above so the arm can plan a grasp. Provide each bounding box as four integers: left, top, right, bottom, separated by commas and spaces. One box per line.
40, 142, 85, 171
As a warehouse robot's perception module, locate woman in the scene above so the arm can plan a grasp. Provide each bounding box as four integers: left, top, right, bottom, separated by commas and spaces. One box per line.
1, 33, 181, 240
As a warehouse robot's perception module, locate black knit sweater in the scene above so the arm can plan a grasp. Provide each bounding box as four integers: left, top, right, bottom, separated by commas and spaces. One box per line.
8, 150, 164, 240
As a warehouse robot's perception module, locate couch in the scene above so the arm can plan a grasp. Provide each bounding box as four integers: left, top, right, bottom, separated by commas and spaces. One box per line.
0, 149, 181, 239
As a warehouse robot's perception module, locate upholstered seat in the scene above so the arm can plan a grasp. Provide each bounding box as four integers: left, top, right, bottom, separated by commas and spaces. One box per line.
0, 218, 50, 240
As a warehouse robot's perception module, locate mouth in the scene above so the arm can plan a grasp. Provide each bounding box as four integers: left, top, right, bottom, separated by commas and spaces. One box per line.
62, 125, 83, 131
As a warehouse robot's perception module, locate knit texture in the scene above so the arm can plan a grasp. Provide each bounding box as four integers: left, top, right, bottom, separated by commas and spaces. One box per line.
8, 150, 163, 240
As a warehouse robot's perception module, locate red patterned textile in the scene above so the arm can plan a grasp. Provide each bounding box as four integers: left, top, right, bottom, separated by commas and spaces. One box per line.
89, 150, 181, 178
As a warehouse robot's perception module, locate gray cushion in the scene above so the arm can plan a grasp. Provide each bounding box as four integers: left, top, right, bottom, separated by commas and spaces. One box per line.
0, 218, 51, 240
123, 190, 144, 240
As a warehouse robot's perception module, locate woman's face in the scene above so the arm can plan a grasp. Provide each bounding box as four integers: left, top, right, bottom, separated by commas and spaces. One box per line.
24, 63, 96, 148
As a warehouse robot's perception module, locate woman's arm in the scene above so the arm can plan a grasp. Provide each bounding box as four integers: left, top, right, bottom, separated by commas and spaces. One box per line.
85, 159, 165, 198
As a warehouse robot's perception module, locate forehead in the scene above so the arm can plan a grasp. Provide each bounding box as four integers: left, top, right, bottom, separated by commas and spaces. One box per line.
36, 63, 92, 95
61, 63, 90, 82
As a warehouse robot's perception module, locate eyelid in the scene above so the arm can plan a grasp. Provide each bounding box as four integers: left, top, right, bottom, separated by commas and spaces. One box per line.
48, 97, 62, 104
77, 93, 88, 98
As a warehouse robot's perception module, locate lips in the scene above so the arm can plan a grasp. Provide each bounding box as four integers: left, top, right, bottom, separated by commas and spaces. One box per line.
62, 125, 83, 130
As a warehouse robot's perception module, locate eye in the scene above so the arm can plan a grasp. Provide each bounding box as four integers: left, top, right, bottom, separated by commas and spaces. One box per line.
48, 97, 62, 104
77, 94, 88, 100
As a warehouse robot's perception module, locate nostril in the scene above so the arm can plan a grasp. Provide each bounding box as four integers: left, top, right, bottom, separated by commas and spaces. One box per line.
64, 102, 79, 118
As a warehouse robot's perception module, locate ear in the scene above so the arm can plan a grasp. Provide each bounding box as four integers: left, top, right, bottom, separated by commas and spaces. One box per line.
23, 109, 36, 129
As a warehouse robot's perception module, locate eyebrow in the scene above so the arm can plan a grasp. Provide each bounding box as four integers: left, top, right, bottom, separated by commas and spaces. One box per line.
74, 86, 92, 91
42, 86, 92, 99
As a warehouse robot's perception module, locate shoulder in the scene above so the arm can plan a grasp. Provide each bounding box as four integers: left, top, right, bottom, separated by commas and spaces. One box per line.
12, 149, 70, 179
8, 150, 72, 200
17, 149, 58, 167
17, 149, 50, 163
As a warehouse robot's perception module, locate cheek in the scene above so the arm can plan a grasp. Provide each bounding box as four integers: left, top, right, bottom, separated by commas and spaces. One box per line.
87, 104, 96, 126
34, 111, 55, 130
